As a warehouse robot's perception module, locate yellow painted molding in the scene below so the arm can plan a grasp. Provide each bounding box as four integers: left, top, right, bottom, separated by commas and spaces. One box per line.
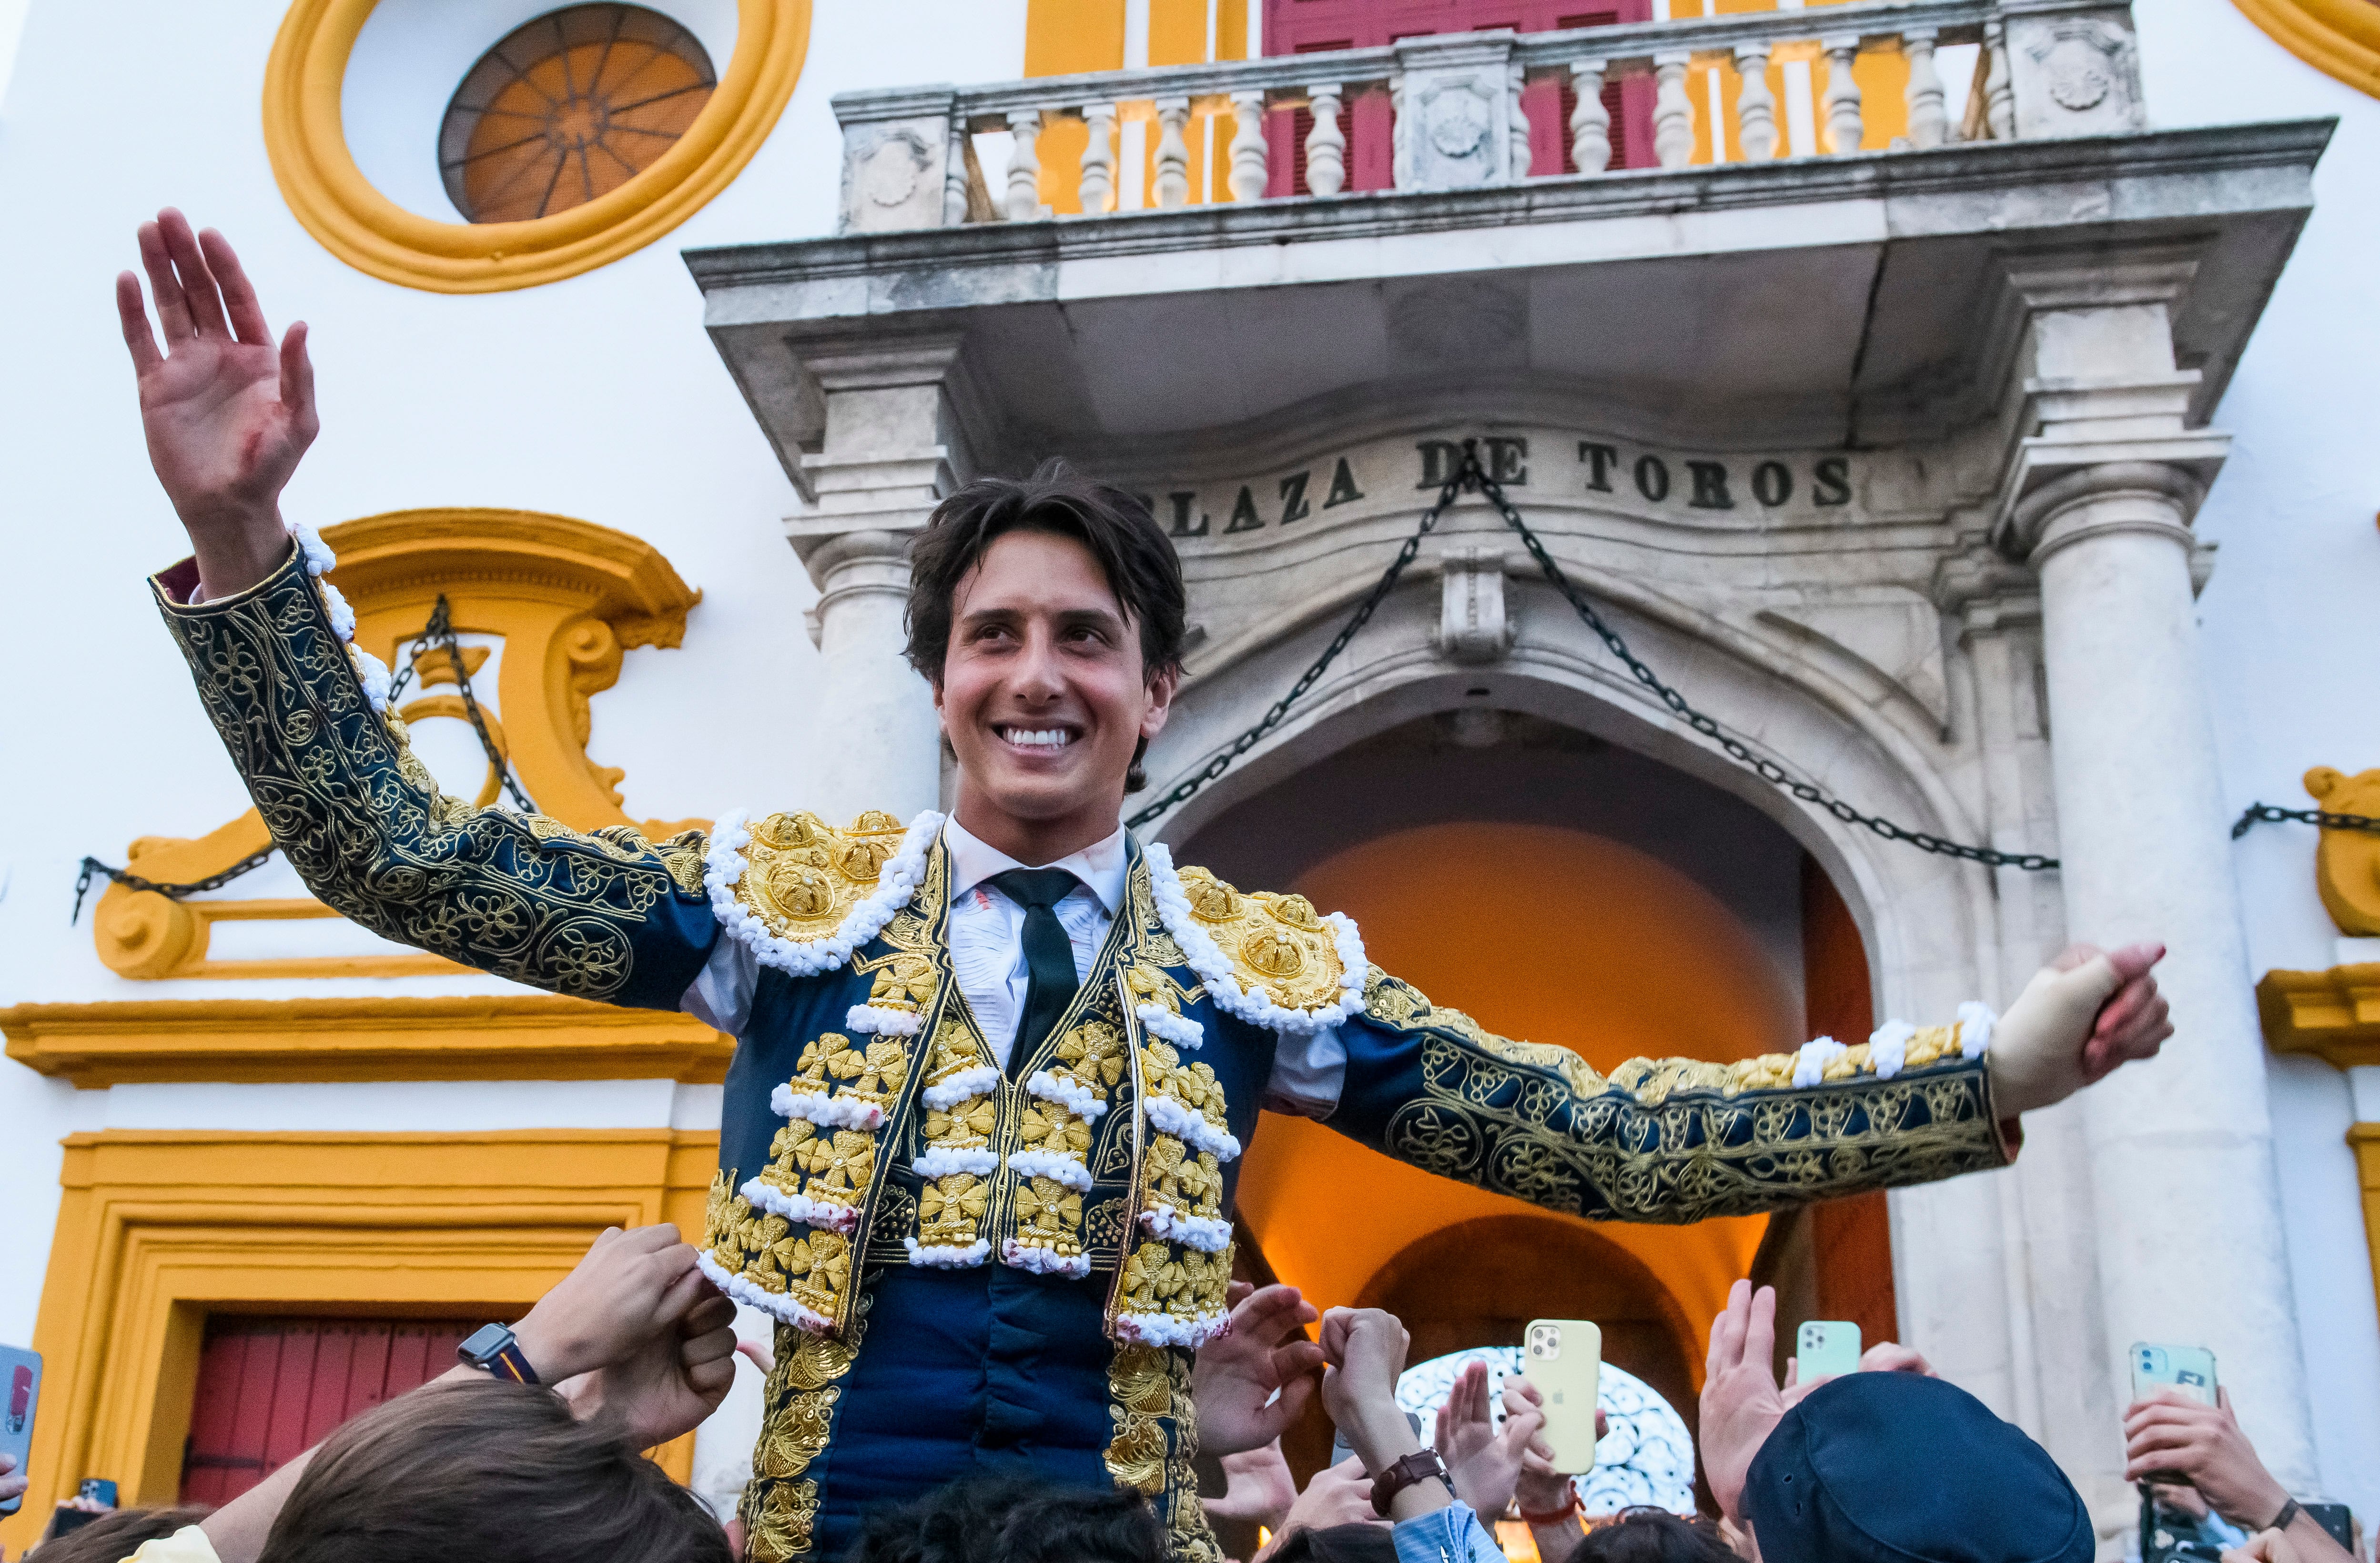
97, 508, 704, 981
2257, 962, 2380, 1068
2305, 766, 2380, 935
4, 1129, 719, 1550
2233, 0, 2380, 100
1, 995, 733, 1088
262, 0, 812, 292
2348, 1124, 2380, 1339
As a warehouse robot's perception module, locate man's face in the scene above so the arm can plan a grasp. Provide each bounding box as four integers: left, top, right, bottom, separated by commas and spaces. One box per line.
935, 529, 1176, 851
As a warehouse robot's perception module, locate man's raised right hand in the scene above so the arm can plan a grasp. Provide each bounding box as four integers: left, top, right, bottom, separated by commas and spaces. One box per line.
117, 209, 317, 600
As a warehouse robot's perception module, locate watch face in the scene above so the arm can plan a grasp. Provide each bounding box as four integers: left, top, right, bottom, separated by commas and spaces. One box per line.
457, 1323, 513, 1363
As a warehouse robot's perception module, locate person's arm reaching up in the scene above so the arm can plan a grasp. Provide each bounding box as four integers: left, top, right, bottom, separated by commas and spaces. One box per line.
2126, 1388, 2352, 1563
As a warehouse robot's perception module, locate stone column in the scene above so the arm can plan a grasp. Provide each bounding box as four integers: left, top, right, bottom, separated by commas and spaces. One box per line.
780, 332, 982, 826
1995, 261, 2317, 1492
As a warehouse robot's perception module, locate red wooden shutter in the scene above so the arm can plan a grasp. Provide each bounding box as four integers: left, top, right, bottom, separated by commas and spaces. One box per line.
181, 1318, 479, 1504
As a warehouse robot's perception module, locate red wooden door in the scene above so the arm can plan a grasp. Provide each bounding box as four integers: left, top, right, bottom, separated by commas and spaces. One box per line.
1264, 0, 1656, 195
180, 1318, 479, 1505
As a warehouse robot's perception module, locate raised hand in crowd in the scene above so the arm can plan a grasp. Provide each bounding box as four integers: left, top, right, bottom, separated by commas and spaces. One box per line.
1697, 1281, 1787, 1523
1505, 1376, 1607, 1563
1205, 1441, 1298, 1537
1193, 1282, 1327, 1457
1780, 1338, 1936, 1407
1431, 1360, 1543, 1522
1250, 1460, 1381, 1563
2127, 1387, 2353, 1562
0, 1449, 24, 1509
116, 212, 318, 602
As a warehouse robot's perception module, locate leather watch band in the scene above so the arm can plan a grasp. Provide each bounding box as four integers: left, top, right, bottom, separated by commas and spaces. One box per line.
1369, 1449, 1451, 1518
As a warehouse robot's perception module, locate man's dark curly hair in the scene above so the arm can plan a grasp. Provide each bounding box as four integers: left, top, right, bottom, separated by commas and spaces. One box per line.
842, 1474, 1167, 1563
904, 460, 1188, 792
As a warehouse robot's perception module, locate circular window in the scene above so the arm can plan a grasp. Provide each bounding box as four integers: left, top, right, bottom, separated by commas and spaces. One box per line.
439, 5, 717, 224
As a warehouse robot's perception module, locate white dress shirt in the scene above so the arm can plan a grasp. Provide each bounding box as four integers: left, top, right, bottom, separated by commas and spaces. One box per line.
680, 818, 1347, 1112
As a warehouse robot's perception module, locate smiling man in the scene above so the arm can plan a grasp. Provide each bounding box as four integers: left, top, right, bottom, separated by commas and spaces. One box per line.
122, 212, 2173, 1563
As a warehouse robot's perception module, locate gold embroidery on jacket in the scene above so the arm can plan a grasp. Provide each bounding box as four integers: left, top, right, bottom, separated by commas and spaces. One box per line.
1172, 866, 1347, 1012
741, 1293, 871, 1561
731, 809, 910, 941
1104, 1341, 1224, 1563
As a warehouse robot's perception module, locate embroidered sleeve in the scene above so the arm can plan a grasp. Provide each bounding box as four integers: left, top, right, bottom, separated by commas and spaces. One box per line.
152, 539, 716, 1008
1331, 968, 2010, 1224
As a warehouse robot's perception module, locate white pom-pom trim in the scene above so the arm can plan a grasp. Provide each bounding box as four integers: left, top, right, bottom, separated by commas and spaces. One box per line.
1001, 1240, 1092, 1278
1135, 1005, 1205, 1049
739, 1176, 860, 1235
1144, 843, 1366, 1037
1956, 1000, 1997, 1059
287, 518, 336, 578
1114, 1309, 1232, 1349
922, 1067, 1001, 1109
1868, 1020, 1916, 1081
1792, 1036, 1848, 1089
1145, 1096, 1242, 1162
905, 1238, 991, 1269
1009, 1150, 1093, 1191
770, 1082, 887, 1132
1140, 1204, 1232, 1251
318, 579, 357, 643
914, 1145, 999, 1178
704, 808, 943, 978
846, 1005, 924, 1036
697, 1250, 834, 1335
1026, 1070, 1109, 1120
350, 647, 392, 715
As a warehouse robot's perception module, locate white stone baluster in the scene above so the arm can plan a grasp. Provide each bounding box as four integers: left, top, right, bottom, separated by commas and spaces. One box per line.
1306, 83, 1347, 195
1227, 90, 1268, 202
943, 126, 971, 224
1904, 29, 1947, 149
1508, 62, 1532, 180
1080, 101, 1116, 213
1004, 108, 1044, 220
1983, 21, 2015, 141
1821, 37, 1863, 154
1154, 96, 1192, 207
1569, 61, 1610, 173
1734, 43, 1776, 161
1651, 51, 1695, 170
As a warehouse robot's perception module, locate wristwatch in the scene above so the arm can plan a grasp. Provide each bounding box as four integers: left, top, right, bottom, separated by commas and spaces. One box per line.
1370, 1449, 1452, 1518
456, 1323, 540, 1385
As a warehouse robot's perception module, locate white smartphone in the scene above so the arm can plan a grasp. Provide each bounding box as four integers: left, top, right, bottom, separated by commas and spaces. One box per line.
0, 1344, 39, 1516
1522, 1319, 1601, 1473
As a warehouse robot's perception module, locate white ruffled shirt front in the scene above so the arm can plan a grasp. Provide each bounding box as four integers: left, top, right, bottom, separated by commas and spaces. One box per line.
681, 817, 1347, 1113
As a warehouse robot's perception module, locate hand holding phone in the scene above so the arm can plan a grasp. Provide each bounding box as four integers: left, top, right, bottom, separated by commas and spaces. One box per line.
1522, 1320, 1601, 1473
0, 1344, 41, 1516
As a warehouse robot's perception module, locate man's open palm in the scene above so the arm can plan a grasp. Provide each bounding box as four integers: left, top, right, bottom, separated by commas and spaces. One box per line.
117, 209, 316, 597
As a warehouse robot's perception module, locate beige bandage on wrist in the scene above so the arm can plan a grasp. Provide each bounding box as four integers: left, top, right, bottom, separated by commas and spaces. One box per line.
1986, 955, 2124, 1116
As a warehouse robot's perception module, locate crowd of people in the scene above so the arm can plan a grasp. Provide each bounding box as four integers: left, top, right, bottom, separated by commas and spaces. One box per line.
0, 1225, 2352, 1563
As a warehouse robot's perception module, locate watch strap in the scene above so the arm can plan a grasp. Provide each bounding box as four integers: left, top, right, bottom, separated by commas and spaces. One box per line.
456, 1323, 540, 1385
1519, 1488, 1583, 1527
2266, 1498, 2302, 1535
1369, 1449, 1451, 1519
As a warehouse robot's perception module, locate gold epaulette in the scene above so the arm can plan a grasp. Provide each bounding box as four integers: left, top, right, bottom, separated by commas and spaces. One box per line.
709, 807, 941, 977
1145, 854, 1366, 1031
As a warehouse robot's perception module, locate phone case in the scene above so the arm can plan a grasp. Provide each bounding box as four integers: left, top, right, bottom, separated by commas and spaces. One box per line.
0, 1344, 40, 1517
1521, 1319, 1601, 1473
2130, 1343, 2217, 1407
1797, 1321, 1863, 1383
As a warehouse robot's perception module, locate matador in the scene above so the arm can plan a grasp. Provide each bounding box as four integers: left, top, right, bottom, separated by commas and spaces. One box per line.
117, 211, 2172, 1562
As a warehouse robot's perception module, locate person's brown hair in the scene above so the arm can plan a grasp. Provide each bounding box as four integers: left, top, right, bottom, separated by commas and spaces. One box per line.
253, 1379, 729, 1563
904, 461, 1189, 792
30, 1504, 213, 1563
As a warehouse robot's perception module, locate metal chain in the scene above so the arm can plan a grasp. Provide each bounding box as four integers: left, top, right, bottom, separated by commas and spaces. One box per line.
72, 593, 531, 921
2232, 804, 2380, 839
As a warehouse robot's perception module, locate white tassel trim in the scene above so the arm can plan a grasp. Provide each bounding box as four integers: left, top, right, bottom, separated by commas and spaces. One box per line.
1144, 843, 1367, 1037
1145, 1095, 1242, 1162
1114, 1309, 1232, 1349
351, 647, 392, 715
1792, 1036, 1848, 1089
1135, 1005, 1205, 1049
922, 1067, 1001, 1109
846, 1005, 924, 1036
770, 1082, 887, 1131
1867, 1020, 1916, 1081
697, 1250, 834, 1335
1140, 1204, 1233, 1252
915, 1145, 999, 1178
905, 1237, 991, 1269
1956, 1000, 1997, 1059
1026, 1069, 1109, 1120
1001, 1240, 1092, 1278
704, 808, 942, 978
1008, 1150, 1093, 1191
738, 1176, 860, 1235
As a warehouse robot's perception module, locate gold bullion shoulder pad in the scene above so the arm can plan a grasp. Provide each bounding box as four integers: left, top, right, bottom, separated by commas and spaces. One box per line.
710, 807, 937, 975
1158, 858, 1362, 1023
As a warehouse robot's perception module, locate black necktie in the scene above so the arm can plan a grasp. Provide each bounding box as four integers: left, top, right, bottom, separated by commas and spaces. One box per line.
986, 867, 1083, 1074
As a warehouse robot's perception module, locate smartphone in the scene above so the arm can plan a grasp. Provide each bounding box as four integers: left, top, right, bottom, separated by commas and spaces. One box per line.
1796, 1320, 1863, 1384
1522, 1319, 1602, 1473
2130, 1343, 2217, 1407
0, 1344, 40, 1516
79, 1478, 118, 1508
1329, 1411, 1421, 1472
